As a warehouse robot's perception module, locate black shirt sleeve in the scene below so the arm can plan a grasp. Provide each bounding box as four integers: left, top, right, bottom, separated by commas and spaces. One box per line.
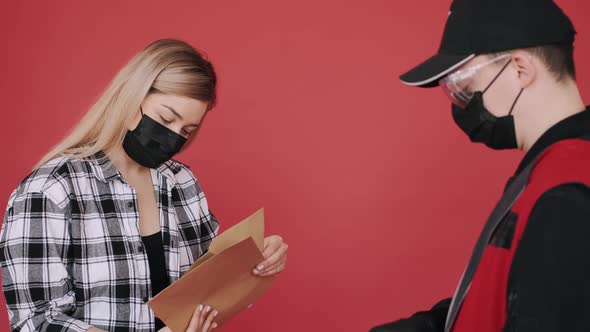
504, 183, 590, 332
369, 298, 451, 332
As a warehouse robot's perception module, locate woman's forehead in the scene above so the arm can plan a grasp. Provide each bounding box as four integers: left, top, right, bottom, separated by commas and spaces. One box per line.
147, 93, 208, 113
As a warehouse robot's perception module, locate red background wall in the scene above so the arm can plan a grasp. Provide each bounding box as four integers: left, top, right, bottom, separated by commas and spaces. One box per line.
1, 1, 590, 331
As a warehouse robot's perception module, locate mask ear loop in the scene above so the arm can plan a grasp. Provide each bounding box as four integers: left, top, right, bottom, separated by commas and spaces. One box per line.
483, 58, 512, 94
508, 55, 536, 115
508, 88, 524, 116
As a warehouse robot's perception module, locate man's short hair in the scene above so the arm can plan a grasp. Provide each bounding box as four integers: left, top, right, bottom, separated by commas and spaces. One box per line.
491, 43, 576, 82
529, 43, 576, 82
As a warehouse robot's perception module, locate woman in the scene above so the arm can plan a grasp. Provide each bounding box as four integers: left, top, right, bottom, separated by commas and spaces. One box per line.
0, 39, 288, 332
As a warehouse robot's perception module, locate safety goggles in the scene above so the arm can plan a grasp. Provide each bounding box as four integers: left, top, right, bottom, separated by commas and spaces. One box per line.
439, 53, 512, 108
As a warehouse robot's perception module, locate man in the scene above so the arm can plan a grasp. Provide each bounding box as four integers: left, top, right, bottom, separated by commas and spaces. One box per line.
371, 0, 590, 331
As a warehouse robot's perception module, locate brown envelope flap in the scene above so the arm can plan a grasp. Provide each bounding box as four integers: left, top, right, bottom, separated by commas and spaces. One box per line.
189, 208, 265, 271
188, 252, 214, 273
147, 236, 275, 331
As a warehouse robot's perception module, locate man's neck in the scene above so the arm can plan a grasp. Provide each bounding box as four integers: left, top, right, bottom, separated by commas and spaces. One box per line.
519, 79, 586, 152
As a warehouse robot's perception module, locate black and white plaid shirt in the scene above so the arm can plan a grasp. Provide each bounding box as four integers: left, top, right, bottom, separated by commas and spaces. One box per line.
0, 151, 219, 331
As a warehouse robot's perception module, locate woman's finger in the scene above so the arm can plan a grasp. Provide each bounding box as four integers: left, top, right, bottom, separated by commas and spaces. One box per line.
254, 243, 288, 274
261, 236, 283, 259
259, 251, 288, 275
201, 309, 218, 332
186, 304, 204, 331
200, 305, 212, 327
258, 261, 286, 277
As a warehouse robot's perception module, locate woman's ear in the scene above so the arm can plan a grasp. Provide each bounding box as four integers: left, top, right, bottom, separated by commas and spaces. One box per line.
127, 107, 143, 131
511, 51, 536, 89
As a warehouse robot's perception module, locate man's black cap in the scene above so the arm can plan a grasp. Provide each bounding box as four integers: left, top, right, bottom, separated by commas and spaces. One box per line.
400, 0, 576, 88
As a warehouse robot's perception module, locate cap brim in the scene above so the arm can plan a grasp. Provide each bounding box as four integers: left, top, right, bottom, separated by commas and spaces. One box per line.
400, 53, 475, 88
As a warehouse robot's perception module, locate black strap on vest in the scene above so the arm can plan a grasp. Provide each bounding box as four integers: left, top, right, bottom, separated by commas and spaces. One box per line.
444, 135, 590, 332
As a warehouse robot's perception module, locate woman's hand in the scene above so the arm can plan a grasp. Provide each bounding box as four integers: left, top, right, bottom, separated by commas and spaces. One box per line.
158, 304, 219, 332
253, 235, 288, 277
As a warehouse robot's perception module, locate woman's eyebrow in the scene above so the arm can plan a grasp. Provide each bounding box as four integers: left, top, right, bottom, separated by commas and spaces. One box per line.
161, 103, 201, 127
161, 104, 182, 119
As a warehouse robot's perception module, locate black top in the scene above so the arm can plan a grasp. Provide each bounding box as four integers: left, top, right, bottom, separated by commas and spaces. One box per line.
371, 108, 590, 332
141, 231, 171, 331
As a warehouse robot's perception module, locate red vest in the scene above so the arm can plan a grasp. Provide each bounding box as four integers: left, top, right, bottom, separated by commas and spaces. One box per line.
452, 138, 590, 332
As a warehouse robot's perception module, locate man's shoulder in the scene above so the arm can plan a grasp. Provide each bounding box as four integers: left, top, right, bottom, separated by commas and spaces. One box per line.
530, 137, 590, 187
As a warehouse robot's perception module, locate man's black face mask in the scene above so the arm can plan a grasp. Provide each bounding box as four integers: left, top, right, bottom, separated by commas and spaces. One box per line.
451, 59, 524, 150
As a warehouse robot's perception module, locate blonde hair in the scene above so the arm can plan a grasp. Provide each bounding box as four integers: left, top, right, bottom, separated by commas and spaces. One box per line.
36, 38, 217, 168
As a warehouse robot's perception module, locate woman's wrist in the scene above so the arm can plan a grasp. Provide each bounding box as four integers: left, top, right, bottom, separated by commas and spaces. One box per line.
87, 327, 108, 332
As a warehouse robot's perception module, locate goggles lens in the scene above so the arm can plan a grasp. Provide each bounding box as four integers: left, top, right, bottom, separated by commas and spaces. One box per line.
440, 54, 511, 108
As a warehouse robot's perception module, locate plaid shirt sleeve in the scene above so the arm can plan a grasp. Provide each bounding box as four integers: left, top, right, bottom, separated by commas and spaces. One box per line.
0, 191, 91, 332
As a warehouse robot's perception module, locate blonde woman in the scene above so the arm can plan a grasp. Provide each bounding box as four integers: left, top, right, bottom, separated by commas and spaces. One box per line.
0, 39, 289, 332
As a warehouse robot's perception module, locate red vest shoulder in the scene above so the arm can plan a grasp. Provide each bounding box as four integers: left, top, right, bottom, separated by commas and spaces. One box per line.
528, 138, 590, 191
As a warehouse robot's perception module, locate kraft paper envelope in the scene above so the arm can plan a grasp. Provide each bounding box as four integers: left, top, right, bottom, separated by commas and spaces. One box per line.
147, 208, 275, 331
189, 208, 266, 272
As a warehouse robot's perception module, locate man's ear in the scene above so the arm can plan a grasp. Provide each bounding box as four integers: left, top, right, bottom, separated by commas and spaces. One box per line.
511, 51, 536, 89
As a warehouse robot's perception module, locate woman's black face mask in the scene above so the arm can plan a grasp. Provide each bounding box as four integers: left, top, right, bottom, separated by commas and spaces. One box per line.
122, 108, 187, 168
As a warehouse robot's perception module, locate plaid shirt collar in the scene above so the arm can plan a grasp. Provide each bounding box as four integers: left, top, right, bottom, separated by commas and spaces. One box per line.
88, 150, 180, 185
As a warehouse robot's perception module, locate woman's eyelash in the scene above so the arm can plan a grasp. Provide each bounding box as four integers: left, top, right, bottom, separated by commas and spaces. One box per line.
157, 114, 193, 135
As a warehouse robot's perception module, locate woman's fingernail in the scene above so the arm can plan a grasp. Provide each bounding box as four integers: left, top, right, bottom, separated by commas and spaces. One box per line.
257, 265, 265, 271
205, 305, 211, 312
198, 304, 203, 312
212, 323, 218, 329
214, 310, 219, 317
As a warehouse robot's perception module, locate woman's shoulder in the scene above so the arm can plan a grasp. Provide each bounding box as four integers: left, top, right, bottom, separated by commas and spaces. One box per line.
162, 159, 205, 192
164, 159, 196, 181
9, 154, 93, 208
